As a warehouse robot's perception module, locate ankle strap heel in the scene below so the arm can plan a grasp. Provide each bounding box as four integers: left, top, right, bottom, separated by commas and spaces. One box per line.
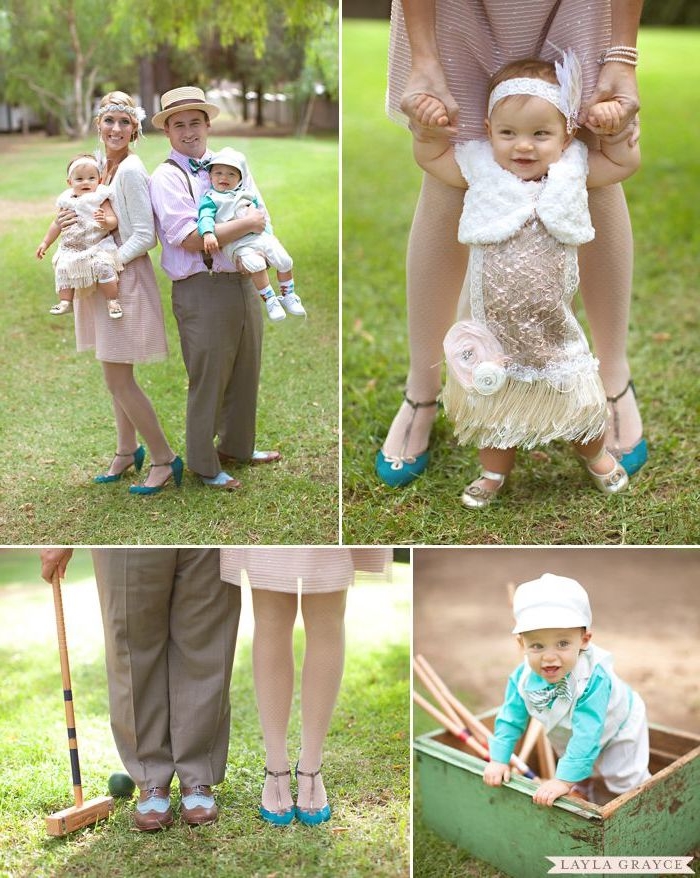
375, 393, 439, 488
259, 767, 294, 825
295, 764, 331, 826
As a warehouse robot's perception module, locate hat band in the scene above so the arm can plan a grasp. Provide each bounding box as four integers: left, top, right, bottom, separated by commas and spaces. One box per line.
163, 97, 209, 111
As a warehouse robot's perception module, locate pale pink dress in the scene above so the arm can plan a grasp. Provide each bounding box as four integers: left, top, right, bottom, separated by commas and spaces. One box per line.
220, 548, 392, 593
74, 154, 168, 363
387, 0, 612, 142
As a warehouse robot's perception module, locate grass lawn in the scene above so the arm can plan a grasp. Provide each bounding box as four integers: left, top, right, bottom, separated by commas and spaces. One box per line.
0, 130, 338, 544
342, 23, 700, 545
0, 551, 410, 878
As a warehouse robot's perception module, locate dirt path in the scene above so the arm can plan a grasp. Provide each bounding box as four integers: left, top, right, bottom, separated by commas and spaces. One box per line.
414, 547, 700, 734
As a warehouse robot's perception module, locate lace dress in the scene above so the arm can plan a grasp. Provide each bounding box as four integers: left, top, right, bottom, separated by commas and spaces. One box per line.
53, 185, 122, 293
441, 140, 606, 449
387, 0, 611, 142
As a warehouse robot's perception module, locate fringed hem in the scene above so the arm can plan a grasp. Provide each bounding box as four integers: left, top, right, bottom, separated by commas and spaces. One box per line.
54, 248, 123, 295
443, 371, 606, 449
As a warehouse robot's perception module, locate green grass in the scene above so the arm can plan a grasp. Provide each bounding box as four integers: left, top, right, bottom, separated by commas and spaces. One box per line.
341, 23, 700, 545
0, 132, 338, 544
0, 552, 409, 878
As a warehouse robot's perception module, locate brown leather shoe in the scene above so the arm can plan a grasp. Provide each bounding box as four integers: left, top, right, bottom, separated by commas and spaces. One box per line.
180, 785, 218, 825
217, 449, 281, 466
133, 787, 173, 831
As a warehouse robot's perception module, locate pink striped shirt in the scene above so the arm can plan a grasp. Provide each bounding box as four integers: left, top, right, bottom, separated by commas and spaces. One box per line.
150, 148, 267, 281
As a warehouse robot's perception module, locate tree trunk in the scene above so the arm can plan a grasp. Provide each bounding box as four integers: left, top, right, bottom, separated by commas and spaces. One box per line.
255, 82, 264, 127
139, 56, 156, 133
241, 79, 249, 122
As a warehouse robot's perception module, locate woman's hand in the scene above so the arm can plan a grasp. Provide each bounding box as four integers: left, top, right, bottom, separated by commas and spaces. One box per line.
532, 778, 574, 807
56, 207, 78, 230
483, 761, 511, 786
40, 548, 74, 583
400, 59, 459, 134
580, 62, 640, 141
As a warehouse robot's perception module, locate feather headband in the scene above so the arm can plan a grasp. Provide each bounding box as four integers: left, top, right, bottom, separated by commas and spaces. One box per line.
487, 49, 583, 134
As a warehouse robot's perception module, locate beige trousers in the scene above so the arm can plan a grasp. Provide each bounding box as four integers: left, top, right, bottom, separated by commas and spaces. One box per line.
93, 548, 240, 789
172, 271, 263, 477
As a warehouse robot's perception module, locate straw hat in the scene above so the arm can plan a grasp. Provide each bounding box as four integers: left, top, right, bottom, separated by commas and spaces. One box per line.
511, 573, 592, 634
152, 86, 220, 129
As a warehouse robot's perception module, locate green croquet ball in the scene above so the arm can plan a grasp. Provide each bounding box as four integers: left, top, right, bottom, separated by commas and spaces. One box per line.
108, 772, 136, 797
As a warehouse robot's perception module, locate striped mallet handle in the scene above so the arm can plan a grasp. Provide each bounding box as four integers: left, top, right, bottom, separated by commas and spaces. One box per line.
413, 692, 490, 761
415, 655, 489, 747
51, 571, 83, 808
416, 654, 537, 780
413, 658, 463, 727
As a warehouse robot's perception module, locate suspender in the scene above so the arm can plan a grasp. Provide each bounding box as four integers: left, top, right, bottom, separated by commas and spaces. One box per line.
163, 159, 212, 270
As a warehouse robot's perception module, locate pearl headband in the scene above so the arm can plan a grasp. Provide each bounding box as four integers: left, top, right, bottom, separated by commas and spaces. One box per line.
96, 102, 146, 138
488, 49, 582, 134
67, 156, 100, 179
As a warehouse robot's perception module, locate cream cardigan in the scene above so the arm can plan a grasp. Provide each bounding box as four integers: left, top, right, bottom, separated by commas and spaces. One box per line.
106, 153, 157, 265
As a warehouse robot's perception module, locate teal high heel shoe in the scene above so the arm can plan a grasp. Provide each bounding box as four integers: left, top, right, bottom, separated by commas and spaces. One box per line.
294, 764, 331, 826
94, 446, 145, 483
607, 380, 648, 476
129, 456, 183, 495
259, 768, 295, 826
375, 394, 438, 488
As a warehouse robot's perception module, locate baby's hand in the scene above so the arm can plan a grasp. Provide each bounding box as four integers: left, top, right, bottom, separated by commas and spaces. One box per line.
585, 99, 626, 135
36, 242, 48, 259
483, 761, 511, 787
410, 93, 452, 130
93, 207, 114, 230
532, 778, 574, 807
203, 232, 220, 255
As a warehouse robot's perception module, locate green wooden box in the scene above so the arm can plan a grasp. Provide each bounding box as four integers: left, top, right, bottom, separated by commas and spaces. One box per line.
414, 711, 700, 878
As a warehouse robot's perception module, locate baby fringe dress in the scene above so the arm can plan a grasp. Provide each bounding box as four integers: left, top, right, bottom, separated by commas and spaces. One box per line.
442, 139, 607, 450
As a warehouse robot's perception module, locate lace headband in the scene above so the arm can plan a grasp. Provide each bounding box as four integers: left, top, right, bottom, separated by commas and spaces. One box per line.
96, 102, 147, 138
487, 49, 582, 133
67, 156, 100, 178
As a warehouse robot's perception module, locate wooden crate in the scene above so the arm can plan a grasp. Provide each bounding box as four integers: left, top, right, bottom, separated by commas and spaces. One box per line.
414, 711, 700, 878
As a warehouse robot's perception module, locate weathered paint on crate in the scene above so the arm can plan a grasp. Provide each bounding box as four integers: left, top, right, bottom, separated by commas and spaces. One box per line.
414, 713, 700, 878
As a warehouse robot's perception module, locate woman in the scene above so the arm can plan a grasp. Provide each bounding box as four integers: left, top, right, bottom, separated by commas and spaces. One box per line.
376, 0, 647, 487
66, 91, 181, 494
220, 547, 392, 825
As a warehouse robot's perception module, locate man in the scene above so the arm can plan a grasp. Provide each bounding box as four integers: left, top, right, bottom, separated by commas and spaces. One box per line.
40, 547, 239, 830
149, 86, 280, 490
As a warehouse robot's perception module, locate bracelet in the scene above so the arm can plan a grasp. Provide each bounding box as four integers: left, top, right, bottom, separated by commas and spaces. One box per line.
599, 46, 638, 66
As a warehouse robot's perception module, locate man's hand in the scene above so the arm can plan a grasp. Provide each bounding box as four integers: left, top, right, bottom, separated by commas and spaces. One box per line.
40, 548, 73, 583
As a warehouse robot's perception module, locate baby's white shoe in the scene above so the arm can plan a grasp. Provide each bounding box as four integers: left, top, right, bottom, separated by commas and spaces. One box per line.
264, 296, 286, 322
108, 299, 123, 319
280, 291, 307, 317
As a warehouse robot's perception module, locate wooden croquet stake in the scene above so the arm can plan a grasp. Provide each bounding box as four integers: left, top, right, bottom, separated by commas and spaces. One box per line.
415, 654, 539, 780
536, 725, 557, 780
46, 572, 113, 837
413, 692, 491, 760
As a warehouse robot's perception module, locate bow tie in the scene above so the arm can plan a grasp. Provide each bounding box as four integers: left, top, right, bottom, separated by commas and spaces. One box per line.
528, 677, 573, 712
188, 158, 209, 175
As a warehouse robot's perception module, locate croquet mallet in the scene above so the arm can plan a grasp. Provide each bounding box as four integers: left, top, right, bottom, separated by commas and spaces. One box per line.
415, 654, 538, 780
45, 571, 113, 837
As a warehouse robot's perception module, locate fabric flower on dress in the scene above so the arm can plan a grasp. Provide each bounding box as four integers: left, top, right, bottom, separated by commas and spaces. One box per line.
443, 320, 508, 395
